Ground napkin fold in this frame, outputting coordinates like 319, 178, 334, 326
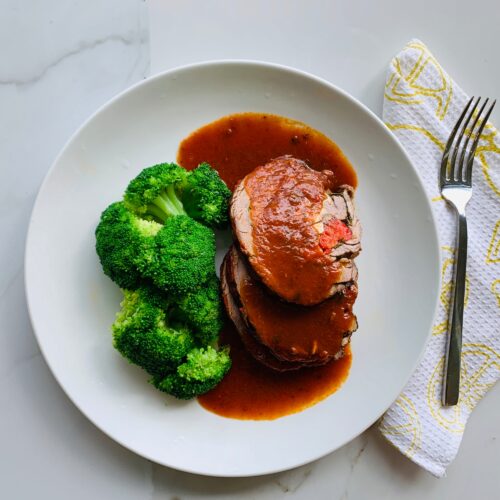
379, 39, 500, 477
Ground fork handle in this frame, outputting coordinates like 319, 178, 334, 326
443, 212, 467, 406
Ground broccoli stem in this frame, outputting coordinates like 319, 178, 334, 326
166, 185, 186, 215
147, 203, 170, 222
149, 186, 187, 221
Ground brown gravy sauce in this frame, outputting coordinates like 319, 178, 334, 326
177, 112, 357, 190
240, 277, 357, 363
199, 326, 351, 420
244, 157, 345, 305
177, 112, 357, 420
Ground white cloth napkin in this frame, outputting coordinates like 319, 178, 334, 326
379, 39, 500, 477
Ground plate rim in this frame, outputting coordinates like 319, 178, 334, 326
24, 59, 441, 477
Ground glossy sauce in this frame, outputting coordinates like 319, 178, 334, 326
199, 326, 352, 420
240, 276, 357, 363
178, 113, 357, 420
244, 157, 348, 305
177, 113, 357, 190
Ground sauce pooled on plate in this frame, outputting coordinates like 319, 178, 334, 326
178, 112, 357, 420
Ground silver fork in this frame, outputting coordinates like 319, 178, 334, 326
440, 96, 496, 406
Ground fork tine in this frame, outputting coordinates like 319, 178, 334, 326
458, 98, 488, 182
465, 99, 496, 184
440, 96, 474, 183
450, 97, 480, 180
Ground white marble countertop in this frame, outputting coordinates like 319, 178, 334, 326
1, 1, 499, 498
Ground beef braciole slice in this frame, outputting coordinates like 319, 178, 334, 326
230, 156, 361, 305
226, 246, 357, 367
221, 253, 306, 372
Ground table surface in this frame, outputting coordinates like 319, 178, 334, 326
1, 1, 499, 498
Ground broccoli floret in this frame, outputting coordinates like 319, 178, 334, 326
124, 162, 230, 228
99, 163, 230, 399
139, 215, 216, 294
96, 203, 216, 295
95, 202, 161, 290
154, 346, 231, 399
124, 163, 188, 221
170, 274, 224, 346
182, 163, 232, 228
112, 287, 195, 378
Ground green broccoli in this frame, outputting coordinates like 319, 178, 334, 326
154, 346, 232, 399
97, 162, 231, 400
138, 215, 216, 294
182, 163, 232, 228
95, 202, 161, 290
124, 162, 230, 228
112, 287, 195, 378
124, 163, 188, 221
170, 274, 224, 346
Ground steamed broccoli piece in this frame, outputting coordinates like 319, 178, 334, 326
182, 163, 232, 228
112, 287, 195, 378
95, 202, 161, 290
154, 346, 231, 399
124, 163, 188, 221
138, 215, 216, 294
124, 162, 230, 228
171, 274, 224, 346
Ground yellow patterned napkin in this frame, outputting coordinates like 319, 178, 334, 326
378, 39, 500, 477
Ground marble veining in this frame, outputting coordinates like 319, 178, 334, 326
0, 34, 146, 87
338, 434, 369, 500
271, 464, 314, 495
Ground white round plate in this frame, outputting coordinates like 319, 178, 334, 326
25, 61, 440, 477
